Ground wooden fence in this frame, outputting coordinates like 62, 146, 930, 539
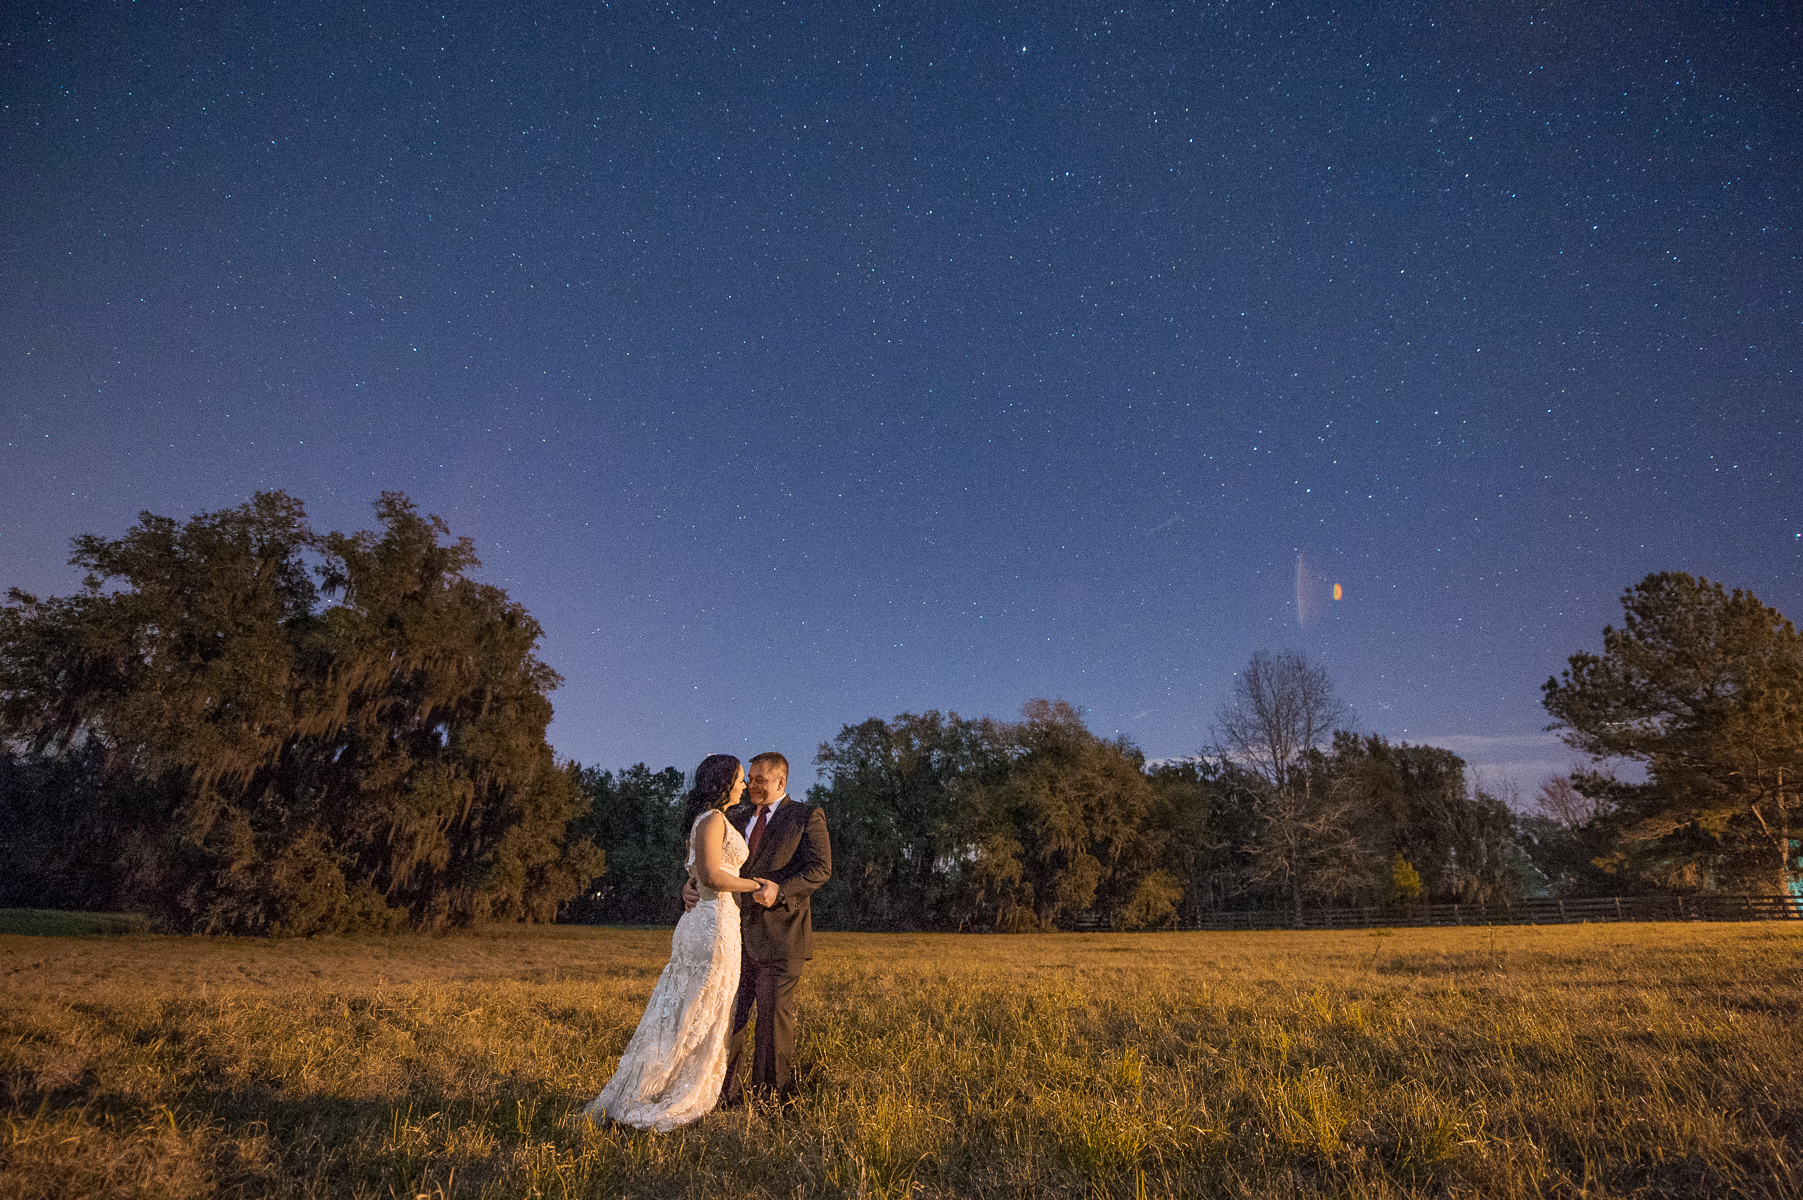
1073, 894, 1803, 932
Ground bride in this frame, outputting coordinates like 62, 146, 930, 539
580, 753, 769, 1131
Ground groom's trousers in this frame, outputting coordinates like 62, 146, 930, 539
722, 956, 802, 1103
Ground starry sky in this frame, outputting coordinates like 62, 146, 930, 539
4, 3, 1800, 794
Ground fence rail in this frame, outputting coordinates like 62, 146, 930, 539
1073, 894, 1803, 932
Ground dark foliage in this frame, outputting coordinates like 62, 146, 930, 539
0, 491, 601, 934
1543, 572, 1803, 894
809, 709, 1015, 932
806, 699, 1527, 932
1318, 734, 1530, 905
561, 763, 687, 924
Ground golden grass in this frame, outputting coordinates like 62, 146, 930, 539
3, 920, 1799, 1198
0, 910, 158, 938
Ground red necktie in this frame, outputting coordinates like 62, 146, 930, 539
747, 807, 769, 857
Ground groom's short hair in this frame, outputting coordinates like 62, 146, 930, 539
749, 751, 789, 782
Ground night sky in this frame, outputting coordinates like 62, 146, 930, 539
5, 4, 1799, 793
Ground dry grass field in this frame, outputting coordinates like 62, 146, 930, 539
3, 918, 1799, 1198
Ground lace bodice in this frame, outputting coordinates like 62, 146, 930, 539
685, 811, 750, 901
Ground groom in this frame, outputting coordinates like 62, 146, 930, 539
686, 750, 831, 1107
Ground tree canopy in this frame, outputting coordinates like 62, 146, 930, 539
35, 500, 1767, 933
786, 692, 1523, 932
561, 763, 687, 925
1542, 571, 1803, 894
0, 491, 601, 934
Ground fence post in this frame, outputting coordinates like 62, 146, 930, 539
1614, 896, 1623, 921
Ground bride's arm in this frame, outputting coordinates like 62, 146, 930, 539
694, 810, 760, 894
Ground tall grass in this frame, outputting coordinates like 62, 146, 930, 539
0, 909, 158, 938
3, 921, 1798, 1197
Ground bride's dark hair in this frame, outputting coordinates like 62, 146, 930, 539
680, 753, 743, 835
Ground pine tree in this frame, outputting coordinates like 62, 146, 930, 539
1543, 572, 1803, 894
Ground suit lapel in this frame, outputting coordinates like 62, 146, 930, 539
750, 800, 800, 869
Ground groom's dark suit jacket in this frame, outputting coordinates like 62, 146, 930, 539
730, 797, 831, 961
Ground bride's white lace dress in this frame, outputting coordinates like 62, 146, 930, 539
582, 813, 747, 1131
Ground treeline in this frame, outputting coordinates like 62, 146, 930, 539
576, 571, 1803, 930
5, 489, 1794, 936
0, 492, 600, 935
573, 697, 1529, 932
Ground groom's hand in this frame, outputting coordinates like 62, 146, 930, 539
752, 879, 779, 908
681, 878, 699, 912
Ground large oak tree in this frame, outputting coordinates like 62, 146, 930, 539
0, 491, 601, 933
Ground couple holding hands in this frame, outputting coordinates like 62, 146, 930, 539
581, 752, 832, 1131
